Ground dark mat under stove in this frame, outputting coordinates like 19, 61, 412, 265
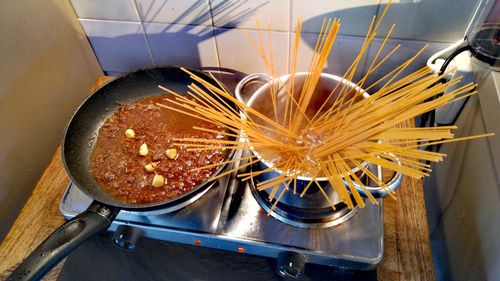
57, 232, 377, 281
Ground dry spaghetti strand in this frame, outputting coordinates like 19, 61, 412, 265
156, 3, 493, 211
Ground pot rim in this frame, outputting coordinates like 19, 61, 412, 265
244, 72, 369, 181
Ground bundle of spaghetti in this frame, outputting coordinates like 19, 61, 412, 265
157, 1, 493, 211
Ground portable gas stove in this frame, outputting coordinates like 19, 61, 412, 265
60, 150, 384, 277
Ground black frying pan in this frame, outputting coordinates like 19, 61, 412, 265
8, 67, 235, 281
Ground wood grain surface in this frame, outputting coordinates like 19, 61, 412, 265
0, 76, 435, 281
0, 77, 113, 281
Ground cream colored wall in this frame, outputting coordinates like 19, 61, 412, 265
425, 72, 500, 281
0, 1, 102, 241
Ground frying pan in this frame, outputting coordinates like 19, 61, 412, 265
8, 67, 236, 281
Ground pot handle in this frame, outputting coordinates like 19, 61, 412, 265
351, 155, 404, 198
7, 201, 119, 281
234, 73, 272, 104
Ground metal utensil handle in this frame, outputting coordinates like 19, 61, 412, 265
7, 201, 119, 281
360, 169, 404, 198
234, 73, 272, 104
351, 154, 404, 198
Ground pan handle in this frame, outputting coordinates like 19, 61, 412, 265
7, 201, 119, 281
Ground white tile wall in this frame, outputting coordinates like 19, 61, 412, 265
361, 38, 450, 93
70, 0, 139, 21
293, 33, 368, 80
104, 71, 126, 77
79, 19, 154, 72
136, 0, 212, 26
71, 0, 481, 75
144, 23, 218, 68
214, 28, 289, 76
376, 0, 481, 43
291, 0, 380, 36
211, 0, 289, 31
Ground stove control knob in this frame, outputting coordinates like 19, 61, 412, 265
112, 225, 143, 251
276, 251, 306, 279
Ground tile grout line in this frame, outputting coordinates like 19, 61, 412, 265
132, 0, 156, 67
208, 0, 223, 79
287, 0, 291, 74
360, 2, 384, 78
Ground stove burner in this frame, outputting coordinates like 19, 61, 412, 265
249, 175, 360, 228
60, 150, 384, 271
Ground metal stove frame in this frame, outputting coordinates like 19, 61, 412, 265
60, 152, 384, 271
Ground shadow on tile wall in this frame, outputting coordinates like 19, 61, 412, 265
77, 0, 478, 88
138, 0, 211, 25
299, 2, 459, 92
81, 1, 268, 75
299, 1, 478, 42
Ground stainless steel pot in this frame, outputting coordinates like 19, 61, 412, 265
235, 72, 403, 211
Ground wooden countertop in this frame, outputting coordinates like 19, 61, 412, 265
0, 76, 435, 281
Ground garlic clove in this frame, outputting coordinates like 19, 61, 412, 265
152, 174, 165, 187
139, 143, 148, 156
125, 129, 135, 138
166, 148, 178, 160
144, 163, 155, 172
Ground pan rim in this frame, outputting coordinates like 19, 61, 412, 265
61, 66, 236, 210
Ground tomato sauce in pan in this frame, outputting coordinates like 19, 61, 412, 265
89, 95, 226, 204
